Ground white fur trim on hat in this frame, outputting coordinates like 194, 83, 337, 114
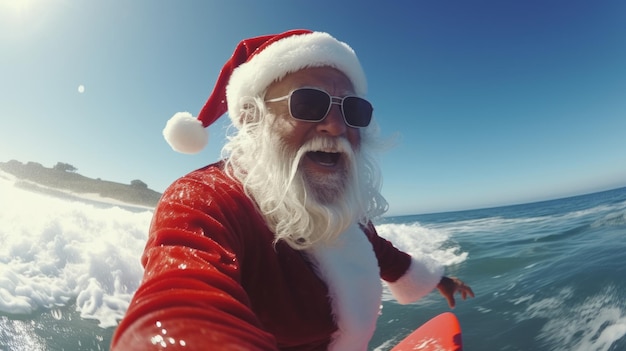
226, 31, 367, 128
163, 112, 208, 154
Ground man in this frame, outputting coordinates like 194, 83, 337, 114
112, 29, 473, 351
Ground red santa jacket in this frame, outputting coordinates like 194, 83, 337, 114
111, 162, 443, 351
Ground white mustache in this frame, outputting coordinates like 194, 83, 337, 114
280, 137, 355, 200
299, 136, 353, 154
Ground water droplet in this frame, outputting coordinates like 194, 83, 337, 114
151, 335, 164, 345
51, 308, 62, 320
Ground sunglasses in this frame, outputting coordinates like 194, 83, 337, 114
265, 87, 373, 128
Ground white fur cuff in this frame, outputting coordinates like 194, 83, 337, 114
386, 257, 444, 304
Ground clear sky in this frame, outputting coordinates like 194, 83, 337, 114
1, 0, 625, 215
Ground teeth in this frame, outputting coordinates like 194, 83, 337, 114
307, 151, 340, 166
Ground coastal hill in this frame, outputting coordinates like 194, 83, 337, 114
0, 160, 162, 208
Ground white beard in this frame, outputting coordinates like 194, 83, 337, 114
223, 108, 387, 249
294, 136, 355, 204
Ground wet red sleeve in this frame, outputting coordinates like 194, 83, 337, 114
362, 222, 412, 282
111, 167, 278, 351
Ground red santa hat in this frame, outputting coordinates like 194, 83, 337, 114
163, 29, 368, 154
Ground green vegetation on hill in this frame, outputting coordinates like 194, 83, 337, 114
0, 160, 162, 207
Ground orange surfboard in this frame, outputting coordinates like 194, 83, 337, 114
391, 312, 463, 351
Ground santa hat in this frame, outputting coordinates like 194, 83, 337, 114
163, 29, 368, 154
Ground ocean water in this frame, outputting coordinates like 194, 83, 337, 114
371, 186, 626, 351
1, 170, 625, 350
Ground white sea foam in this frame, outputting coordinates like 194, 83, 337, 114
0, 176, 150, 328
376, 222, 468, 267
519, 286, 626, 351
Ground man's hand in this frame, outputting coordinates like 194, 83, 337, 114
437, 276, 475, 308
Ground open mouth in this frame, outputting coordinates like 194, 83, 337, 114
307, 151, 341, 167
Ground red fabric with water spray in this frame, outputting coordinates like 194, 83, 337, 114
111, 162, 411, 350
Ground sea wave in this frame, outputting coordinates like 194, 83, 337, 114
591, 209, 626, 229
518, 285, 626, 351
376, 222, 468, 267
0, 178, 150, 328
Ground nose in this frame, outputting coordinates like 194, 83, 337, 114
316, 103, 347, 136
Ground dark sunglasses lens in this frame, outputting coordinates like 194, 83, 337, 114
290, 89, 330, 121
343, 97, 373, 127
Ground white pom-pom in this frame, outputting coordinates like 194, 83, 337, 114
163, 112, 209, 154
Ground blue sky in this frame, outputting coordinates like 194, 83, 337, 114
1, 0, 625, 215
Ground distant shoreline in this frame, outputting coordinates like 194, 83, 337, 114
0, 160, 162, 208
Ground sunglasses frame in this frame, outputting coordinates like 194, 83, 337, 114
265, 87, 372, 128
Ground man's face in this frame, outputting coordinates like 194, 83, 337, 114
264, 67, 361, 203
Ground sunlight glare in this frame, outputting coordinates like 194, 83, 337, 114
0, 0, 58, 40
0, 0, 37, 16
